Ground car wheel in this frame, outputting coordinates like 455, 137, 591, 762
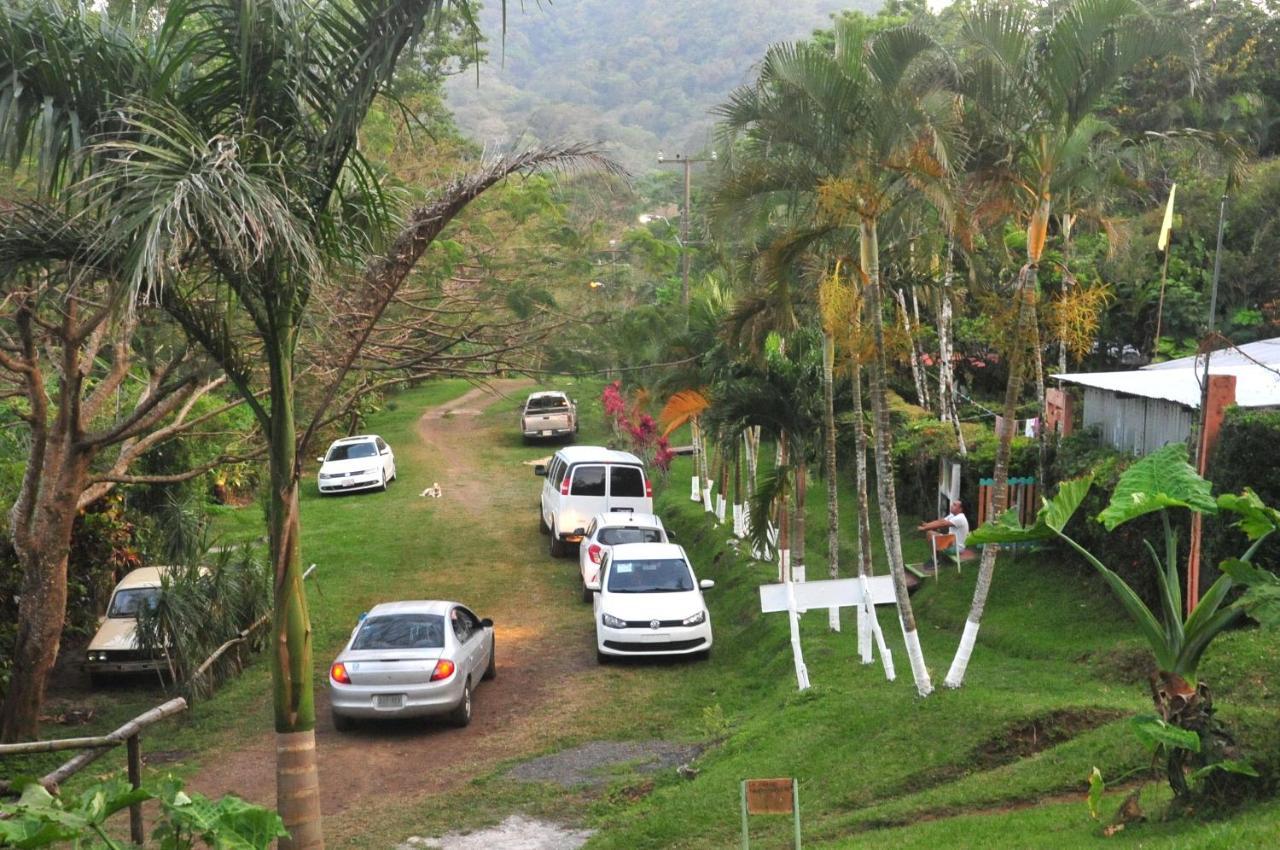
449, 678, 473, 727
483, 639, 497, 681
549, 534, 567, 558
88, 671, 107, 688
390, 463, 397, 482
596, 649, 610, 665
695, 647, 712, 662
332, 710, 355, 732
539, 510, 550, 535
377, 472, 388, 492
581, 583, 593, 604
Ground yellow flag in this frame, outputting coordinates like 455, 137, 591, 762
1157, 183, 1177, 251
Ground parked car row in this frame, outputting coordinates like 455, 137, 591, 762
535, 442, 715, 663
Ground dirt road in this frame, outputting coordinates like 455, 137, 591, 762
189, 380, 604, 833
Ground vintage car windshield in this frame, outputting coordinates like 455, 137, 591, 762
108, 588, 160, 618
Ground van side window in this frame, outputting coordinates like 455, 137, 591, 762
550, 459, 566, 488
609, 465, 645, 498
571, 465, 607, 496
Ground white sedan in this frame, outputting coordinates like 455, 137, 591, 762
316, 434, 396, 494
593, 542, 713, 662
578, 512, 668, 602
328, 600, 496, 730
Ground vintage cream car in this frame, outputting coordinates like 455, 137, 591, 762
84, 566, 172, 683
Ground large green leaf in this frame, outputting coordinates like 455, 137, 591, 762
966, 506, 1048, 545
1220, 558, 1280, 629
1043, 474, 1094, 532
1098, 443, 1216, 530
967, 474, 1092, 545
1131, 714, 1200, 753
1217, 489, 1280, 541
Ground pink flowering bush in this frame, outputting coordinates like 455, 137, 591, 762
600, 381, 674, 473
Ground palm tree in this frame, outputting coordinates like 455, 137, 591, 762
943, 0, 1187, 688
718, 16, 961, 695
4, 3, 615, 845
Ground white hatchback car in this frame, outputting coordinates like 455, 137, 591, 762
593, 542, 713, 662
578, 512, 668, 602
317, 434, 396, 494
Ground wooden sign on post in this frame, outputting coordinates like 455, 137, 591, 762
740, 778, 801, 849
758, 575, 897, 689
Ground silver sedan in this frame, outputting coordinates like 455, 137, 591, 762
328, 600, 495, 731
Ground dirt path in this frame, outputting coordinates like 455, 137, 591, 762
188, 380, 602, 828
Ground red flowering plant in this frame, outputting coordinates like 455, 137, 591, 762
599, 382, 674, 473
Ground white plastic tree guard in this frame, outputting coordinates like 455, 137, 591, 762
759, 575, 897, 690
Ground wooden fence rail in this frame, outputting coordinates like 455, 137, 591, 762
0, 697, 188, 843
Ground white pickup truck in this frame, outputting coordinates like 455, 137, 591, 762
521, 391, 578, 442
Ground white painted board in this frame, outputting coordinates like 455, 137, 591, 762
758, 575, 895, 613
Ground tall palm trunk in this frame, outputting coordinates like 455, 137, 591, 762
851, 361, 876, 662
861, 218, 932, 696
822, 332, 841, 629
777, 437, 790, 580
265, 337, 323, 850
945, 195, 1047, 689
793, 455, 808, 583
937, 237, 966, 456
896, 288, 931, 411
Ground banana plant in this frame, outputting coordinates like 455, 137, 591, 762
968, 443, 1277, 795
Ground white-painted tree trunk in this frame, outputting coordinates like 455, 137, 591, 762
856, 604, 872, 664
944, 619, 981, 688
896, 287, 932, 412
690, 475, 701, 502
786, 576, 810, 691
715, 494, 726, 525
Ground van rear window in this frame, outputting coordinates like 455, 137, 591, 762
571, 465, 607, 496
610, 466, 645, 498
599, 527, 663, 545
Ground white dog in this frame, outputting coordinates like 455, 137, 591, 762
420, 482, 442, 498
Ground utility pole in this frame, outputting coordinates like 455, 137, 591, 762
657, 150, 715, 306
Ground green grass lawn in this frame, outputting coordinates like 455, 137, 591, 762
571, 451, 1280, 849
11, 381, 1279, 850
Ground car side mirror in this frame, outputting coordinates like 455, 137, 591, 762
699, 579, 715, 590
315, 457, 324, 463
574, 527, 586, 536
357, 611, 368, 621
665, 530, 677, 542
480, 617, 494, 628
380, 448, 390, 455
534, 464, 547, 476
592, 587, 601, 594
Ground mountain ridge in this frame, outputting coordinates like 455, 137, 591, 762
445, 0, 879, 172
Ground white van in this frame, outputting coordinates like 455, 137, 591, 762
535, 446, 653, 558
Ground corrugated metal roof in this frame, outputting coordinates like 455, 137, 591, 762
1055, 361, 1280, 409
1143, 337, 1280, 370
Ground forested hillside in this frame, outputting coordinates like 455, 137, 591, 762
445, 0, 877, 170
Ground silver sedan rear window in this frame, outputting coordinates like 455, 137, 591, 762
352, 614, 445, 649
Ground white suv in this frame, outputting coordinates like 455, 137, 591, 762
535, 446, 652, 558
317, 434, 396, 494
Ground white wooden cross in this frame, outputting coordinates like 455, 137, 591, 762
758, 575, 897, 690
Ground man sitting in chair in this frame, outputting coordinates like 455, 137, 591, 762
917, 499, 969, 572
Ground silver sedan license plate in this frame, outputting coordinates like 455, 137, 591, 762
375, 694, 405, 709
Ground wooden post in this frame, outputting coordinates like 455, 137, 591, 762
127, 734, 144, 844
1187, 374, 1237, 613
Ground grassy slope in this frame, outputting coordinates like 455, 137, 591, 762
3, 380, 475, 785
578, 451, 1280, 849
14, 381, 1278, 849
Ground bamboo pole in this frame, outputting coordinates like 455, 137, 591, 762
39, 698, 188, 789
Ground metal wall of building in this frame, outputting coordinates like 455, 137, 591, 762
1082, 387, 1195, 455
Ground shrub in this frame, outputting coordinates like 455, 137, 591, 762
890, 415, 1038, 520
1208, 406, 1280, 574
137, 548, 272, 699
